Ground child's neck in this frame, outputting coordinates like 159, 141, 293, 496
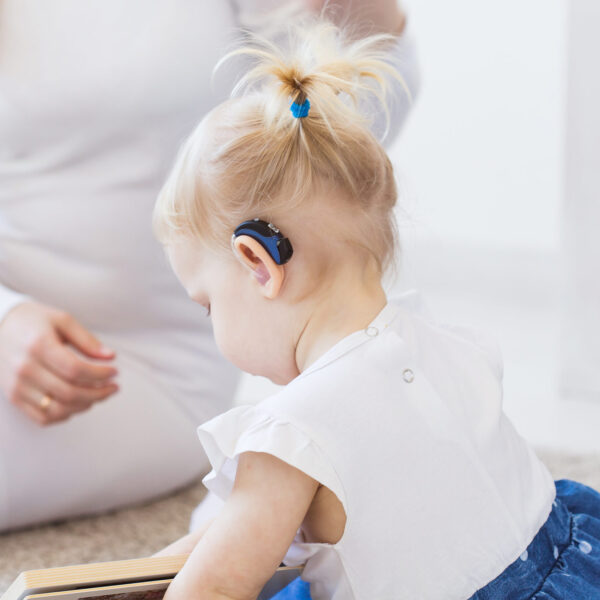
294, 261, 387, 373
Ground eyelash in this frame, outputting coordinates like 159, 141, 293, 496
205, 304, 211, 317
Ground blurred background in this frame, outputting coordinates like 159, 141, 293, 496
237, 0, 600, 454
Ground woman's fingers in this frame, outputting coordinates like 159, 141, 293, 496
25, 359, 118, 407
13, 381, 84, 426
53, 311, 116, 360
18, 397, 58, 427
0, 301, 120, 426
36, 333, 118, 386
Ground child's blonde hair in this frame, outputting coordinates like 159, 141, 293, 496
154, 18, 407, 274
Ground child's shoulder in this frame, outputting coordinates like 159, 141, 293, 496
280, 289, 501, 389
257, 290, 504, 425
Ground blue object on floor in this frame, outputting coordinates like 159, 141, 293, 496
269, 576, 312, 599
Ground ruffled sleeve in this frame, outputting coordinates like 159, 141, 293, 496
197, 405, 347, 510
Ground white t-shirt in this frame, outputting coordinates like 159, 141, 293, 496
197, 290, 556, 600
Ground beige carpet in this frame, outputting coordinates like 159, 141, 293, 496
1, 448, 599, 595
0, 478, 207, 594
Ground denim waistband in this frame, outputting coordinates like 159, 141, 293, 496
470, 495, 572, 599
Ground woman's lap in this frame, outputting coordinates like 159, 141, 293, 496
0, 353, 214, 531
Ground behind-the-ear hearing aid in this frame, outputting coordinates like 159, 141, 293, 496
232, 219, 293, 265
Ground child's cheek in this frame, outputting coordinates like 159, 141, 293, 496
211, 316, 247, 371
210, 318, 230, 359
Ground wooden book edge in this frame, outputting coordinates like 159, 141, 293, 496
1, 555, 303, 600
1, 555, 188, 600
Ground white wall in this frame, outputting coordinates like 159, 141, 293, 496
382, 0, 600, 451
389, 0, 566, 253
560, 0, 600, 401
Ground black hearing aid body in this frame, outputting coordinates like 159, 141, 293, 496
232, 219, 293, 265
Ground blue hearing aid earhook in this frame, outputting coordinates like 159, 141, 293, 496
232, 219, 293, 265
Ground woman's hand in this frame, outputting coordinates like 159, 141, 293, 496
0, 301, 119, 426
306, 0, 406, 35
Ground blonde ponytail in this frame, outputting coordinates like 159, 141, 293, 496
154, 17, 407, 272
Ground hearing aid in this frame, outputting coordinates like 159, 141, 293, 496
232, 219, 293, 265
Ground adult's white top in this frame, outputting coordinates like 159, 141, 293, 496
198, 290, 556, 599
0, 1, 418, 530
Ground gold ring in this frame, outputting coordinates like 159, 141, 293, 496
39, 394, 52, 411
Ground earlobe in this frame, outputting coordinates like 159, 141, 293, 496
233, 236, 285, 299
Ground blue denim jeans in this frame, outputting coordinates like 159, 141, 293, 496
470, 479, 600, 599
272, 479, 600, 599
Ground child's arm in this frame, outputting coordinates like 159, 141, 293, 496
163, 451, 319, 600
151, 518, 215, 557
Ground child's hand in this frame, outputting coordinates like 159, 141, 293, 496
162, 452, 319, 600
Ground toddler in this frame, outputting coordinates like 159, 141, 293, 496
152, 19, 600, 600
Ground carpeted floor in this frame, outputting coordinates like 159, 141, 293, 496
1, 447, 599, 595
0, 477, 207, 594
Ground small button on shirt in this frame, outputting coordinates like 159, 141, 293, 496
198, 290, 556, 600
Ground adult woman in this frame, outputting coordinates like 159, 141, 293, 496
0, 0, 417, 531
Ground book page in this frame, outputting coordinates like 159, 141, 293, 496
24, 580, 170, 600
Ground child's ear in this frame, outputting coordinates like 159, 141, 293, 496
233, 236, 285, 299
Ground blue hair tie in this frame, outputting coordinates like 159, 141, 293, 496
290, 98, 310, 119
